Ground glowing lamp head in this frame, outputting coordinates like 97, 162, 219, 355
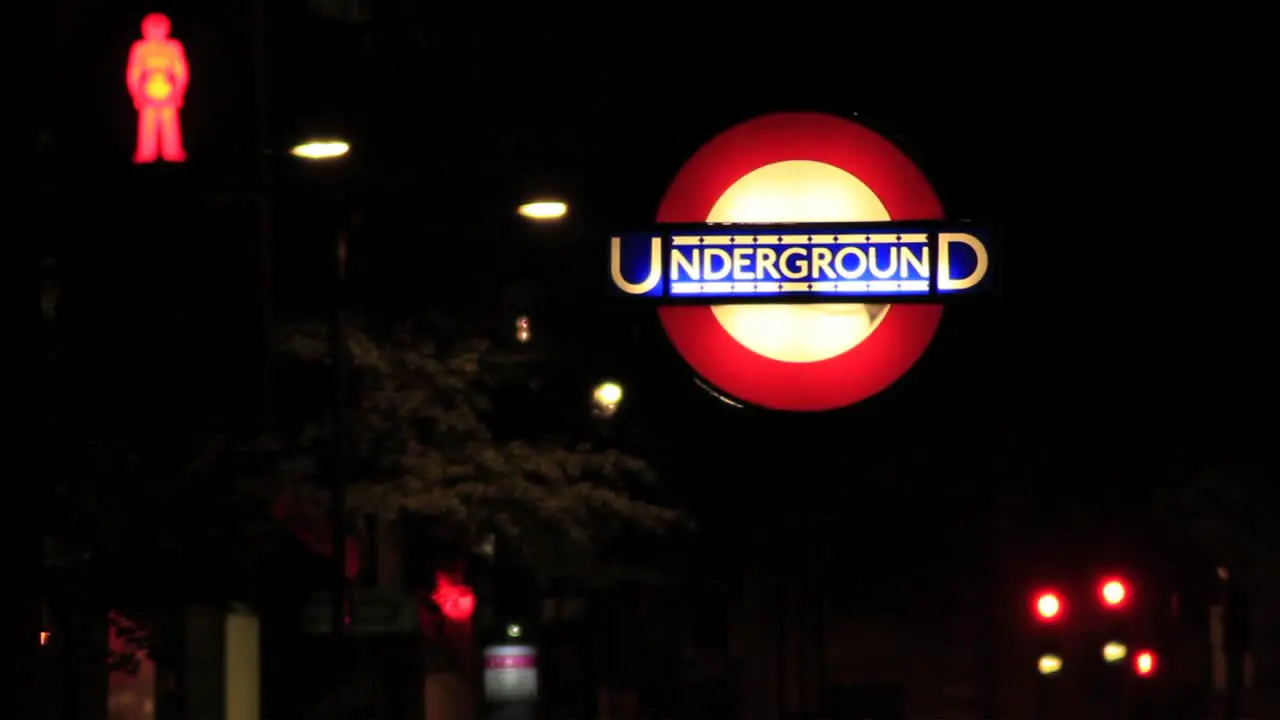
1034, 591, 1063, 621
506, 623, 523, 638
1100, 579, 1128, 608
431, 572, 476, 622
517, 201, 568, 221
1037, 654, 1063, 676
592, 381, 623, 417
1102, 641, 1128, 664
1134, 650, 1157, 677
291, 140, 350, 160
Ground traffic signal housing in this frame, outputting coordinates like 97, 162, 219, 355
1030, 589, 1066, 683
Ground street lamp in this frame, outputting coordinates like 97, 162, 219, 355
517, 200, 568, 221
592, 381, 623, 418
291, 135, 352, 645
291, 139, 350, 160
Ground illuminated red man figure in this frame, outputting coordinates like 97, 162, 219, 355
127, 13, 189, 164
431, 571, 476, 623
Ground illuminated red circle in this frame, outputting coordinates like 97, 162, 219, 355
1134, 650, 1157, 676
656, 112, 944, 411
1100, 579, 1128, 607
1035, 592, 1063, 621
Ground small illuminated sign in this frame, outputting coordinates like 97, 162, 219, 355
127, 13, 189, 164
606, 112, 998, 412
610, 223, 989, 301
483, 645, 538, 703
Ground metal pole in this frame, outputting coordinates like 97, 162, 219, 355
776, 517, 787, 719
249, 0, 273, 426
1033, 674, 1046, 720
329, 230, 349, 716
1224, 577, 1244, 720
981, 482, 1000, 720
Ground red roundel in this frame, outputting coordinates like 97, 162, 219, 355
656, 112, 944, 411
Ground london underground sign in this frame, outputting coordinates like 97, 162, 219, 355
610, 112, 994, 412
611, 225, 988, 300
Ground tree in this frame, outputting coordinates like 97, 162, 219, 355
254, 315, 687, 583
1155, 462, 1277, 718
42, 259, 296, 671
1156, 464, 1278, 596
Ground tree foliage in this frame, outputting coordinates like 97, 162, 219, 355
43, 261, 261, 669
256, 316, 686, 581
1156, 464, 1278, 595
42, 240, 683, 666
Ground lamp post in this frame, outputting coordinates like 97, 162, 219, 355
292, 139, 351, 648
512, 197, 568, 331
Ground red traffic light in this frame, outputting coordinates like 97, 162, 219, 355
1133, 650, 1157, 677
1099, 578, 1129, 608
1034, 591, 1063, 621
431, 571, 476, 622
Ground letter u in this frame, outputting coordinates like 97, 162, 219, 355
610, 236, 662, 295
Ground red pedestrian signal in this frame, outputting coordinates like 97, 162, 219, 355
1134, 650, 1157, 677
431, 571, 476, 622
1034, 591, 1063, 621
1099, 578, 1128, 608
127, 13, 189, 164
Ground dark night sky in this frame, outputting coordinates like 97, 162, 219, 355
45, 2, 1274, 580
338, 6, 1273, 467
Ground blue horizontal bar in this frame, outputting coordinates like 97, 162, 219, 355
608, 222, 991, 301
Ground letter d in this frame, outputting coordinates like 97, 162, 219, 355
610, 236, 662, 295
938, 232, 989, 292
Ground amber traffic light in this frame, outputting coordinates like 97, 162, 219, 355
1037, 653, 1063, 676
1102, 641, 1128, 664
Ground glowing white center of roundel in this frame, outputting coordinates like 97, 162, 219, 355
706, 160, 892, 364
